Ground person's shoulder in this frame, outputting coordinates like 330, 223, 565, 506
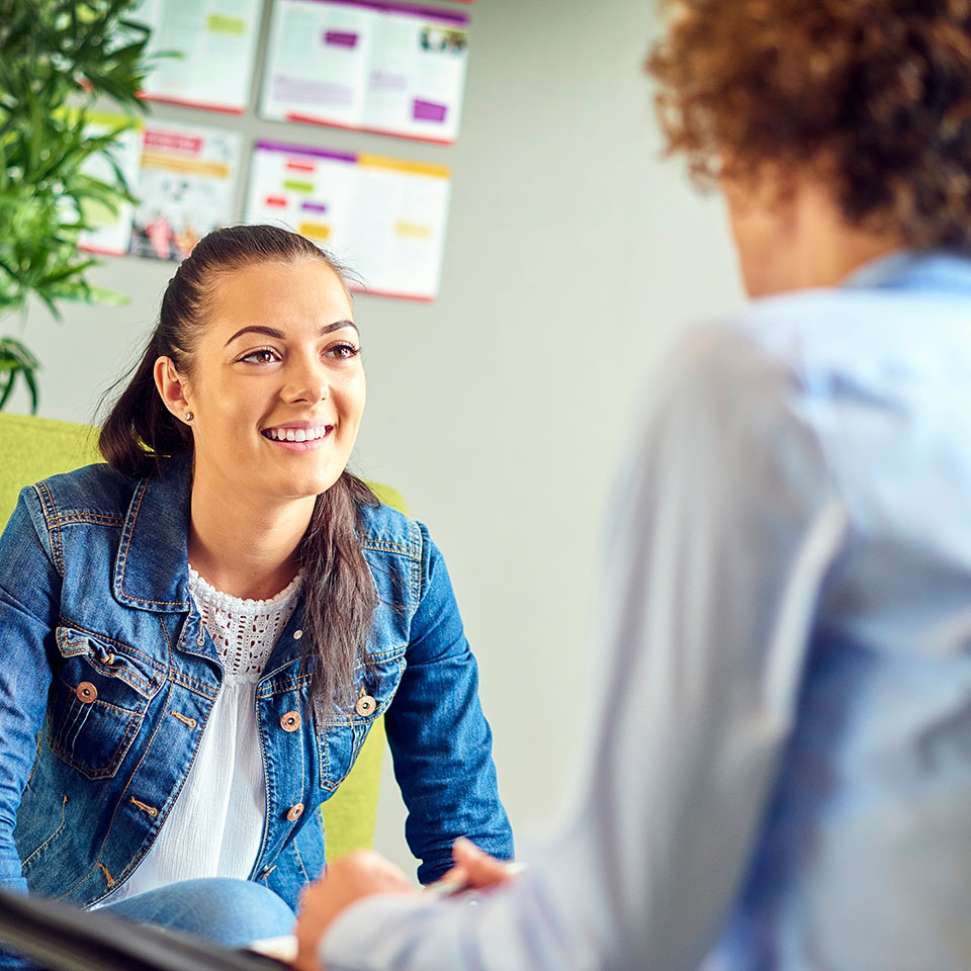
358, 500, 424, 561
632, 299, 841, 481
646, 315, 793, 425
652, 287, 869, 414
33, 462, 136, 522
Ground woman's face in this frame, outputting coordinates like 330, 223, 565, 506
169, 258, 365, 503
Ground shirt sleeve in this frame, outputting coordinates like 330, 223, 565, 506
384, 523, 514, 884
0, 489, 61, 968
321, 327, 849, 971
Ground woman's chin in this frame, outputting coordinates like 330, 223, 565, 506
267, 468, 345, 501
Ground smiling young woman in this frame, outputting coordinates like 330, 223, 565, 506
0, 225, 513, 966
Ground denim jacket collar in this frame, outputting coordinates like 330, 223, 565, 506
111, 457, 309, 676
113, 457, 193, 614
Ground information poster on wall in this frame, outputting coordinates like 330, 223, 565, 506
261, 0, 469, 143
130, 123, 242, 262
246, 140, 451, 300
78, 113, 143, 257
136, 0, 263, 113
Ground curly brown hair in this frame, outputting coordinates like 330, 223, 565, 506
646, 0, 971, 251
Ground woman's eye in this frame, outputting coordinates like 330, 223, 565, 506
327, 342, 361, 361
239, 347, 281, 365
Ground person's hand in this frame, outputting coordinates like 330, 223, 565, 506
435, 837, 522, 893
293, 850, 416, 971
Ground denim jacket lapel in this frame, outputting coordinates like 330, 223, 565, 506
112, 457, 192, 614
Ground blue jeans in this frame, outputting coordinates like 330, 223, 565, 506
99, 877, 296, 947
0, 878, 295, 969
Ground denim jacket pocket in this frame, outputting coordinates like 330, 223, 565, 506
316, 650, 404, 792
49, 627, 165, 780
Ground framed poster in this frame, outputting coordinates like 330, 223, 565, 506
246, 139, 451, 300
262, 0, 469, 143
130, 123, 242, 262
77, 113, 143, 257
136, 0, 263, 113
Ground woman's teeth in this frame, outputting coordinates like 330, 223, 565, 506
264, 426, 328, 442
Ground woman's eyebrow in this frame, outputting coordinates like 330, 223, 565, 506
224, 320, 358, 346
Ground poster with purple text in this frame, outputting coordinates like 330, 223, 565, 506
261, 0, 469, 143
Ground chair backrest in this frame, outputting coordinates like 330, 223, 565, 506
0, 411, 398, 861
0, 413, 102, 528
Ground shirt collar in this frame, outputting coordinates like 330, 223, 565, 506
842, 248, 971, 295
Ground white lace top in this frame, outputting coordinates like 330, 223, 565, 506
99, 566, 303, 905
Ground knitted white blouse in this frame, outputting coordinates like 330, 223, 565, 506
98, 566, 303, 905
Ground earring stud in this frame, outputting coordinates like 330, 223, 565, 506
184, 411, 194, 423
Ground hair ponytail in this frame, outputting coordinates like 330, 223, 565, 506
98, 334, 192, 477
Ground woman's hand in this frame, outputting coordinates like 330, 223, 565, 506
293, 850, 416, 971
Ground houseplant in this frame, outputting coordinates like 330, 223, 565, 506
0, 0, 154, 411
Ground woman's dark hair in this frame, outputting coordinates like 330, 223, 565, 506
646, 0, 971, 252
99, 225, 378, 715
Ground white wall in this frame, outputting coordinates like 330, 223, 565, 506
6, 0, 744, 872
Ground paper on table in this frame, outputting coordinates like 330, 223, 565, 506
247, 934, 298, 962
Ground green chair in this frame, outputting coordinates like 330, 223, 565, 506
0, 411, 397, 861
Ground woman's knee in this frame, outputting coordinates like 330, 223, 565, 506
196, 878, 295, 943
103, 877, 295, 947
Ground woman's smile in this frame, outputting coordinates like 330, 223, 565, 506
261, 422, 335, 450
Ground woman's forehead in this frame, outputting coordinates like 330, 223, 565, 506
205, 259, 353, 333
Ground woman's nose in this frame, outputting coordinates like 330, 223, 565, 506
282, 360, 329, 403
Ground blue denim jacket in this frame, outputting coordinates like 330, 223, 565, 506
0, 458, 512, 920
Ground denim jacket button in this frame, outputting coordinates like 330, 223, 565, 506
286, 803, 304, 822
355, 694, 377, 717
280, 711, 301, 732
293, 629, 303, 640
76, 682, 97, 704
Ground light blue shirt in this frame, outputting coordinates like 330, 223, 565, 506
323, 251, 971, 971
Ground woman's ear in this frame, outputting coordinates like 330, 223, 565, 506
153, 356, 192, 421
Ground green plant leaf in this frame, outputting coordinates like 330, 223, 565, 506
0, 335, 39, 413
0, 0, 152, 412
21, 358, 38, 413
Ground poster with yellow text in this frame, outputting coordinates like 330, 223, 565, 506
246, 139, 451, 300
136, 0, 263, 113
130, 123, 241, 262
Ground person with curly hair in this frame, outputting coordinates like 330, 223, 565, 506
3, 1, 967, 968
287, 2, 971, 968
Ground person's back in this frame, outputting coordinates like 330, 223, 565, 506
290, 2, 971, 966
705, 253, 971, 969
